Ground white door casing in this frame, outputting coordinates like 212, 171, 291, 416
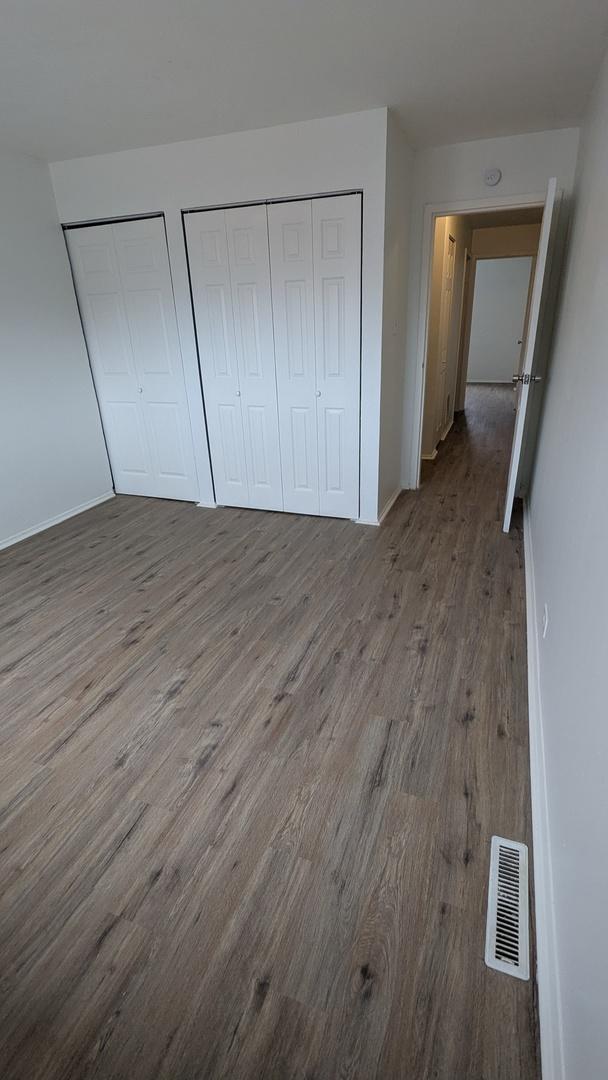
503, 178, 559, 532
67, 217, 198, 501
312, 194, 361, 519
267, 199, 319, 515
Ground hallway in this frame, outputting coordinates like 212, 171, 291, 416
0, 386, 537, 1079
421, 383, 518, 500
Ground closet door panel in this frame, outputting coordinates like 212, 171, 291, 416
218, 403, 248, 488
146, 402, 188, 481
312, 195, 361, 519
66, 224, 155, 496
185, 209, 248, 505
268, 200, 319, 515
112, 218, 198, 499
226, 205, 283, 511
104, 402, 150, 477
243, 404, 274, 490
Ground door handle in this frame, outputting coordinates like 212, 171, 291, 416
513, 373, 542, 385
235, 390, 241, 397
315, 390, 321, 397
137, 386, 143, 394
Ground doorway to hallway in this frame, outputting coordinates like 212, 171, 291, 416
415, 181, 560, 531
421, 206, 542, 463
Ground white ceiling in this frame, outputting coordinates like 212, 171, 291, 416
3, 0, 607, 162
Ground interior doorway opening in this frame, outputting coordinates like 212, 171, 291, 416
414, 183, 561, 532
420, 205, 543, 468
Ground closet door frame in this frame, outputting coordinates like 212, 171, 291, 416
183, 190, 362, 519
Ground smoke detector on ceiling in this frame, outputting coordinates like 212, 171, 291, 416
484, 167, 502, 187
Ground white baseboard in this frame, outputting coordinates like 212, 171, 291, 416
421, 448, 438, 461
523, 501, 565, 1080
0, 491, 115, 552
196, 501, 217, 509
357, 486, 402, 528
378, 487, 402, 524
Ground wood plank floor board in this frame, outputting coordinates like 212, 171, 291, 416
0, 387, 539, 1078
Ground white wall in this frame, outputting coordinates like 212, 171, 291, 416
50, 109, 390, 523
0, 149, 112, 550
377, 111, 413, 517
527, 50, 608, 1080
402, 126, 580, 486
467, 256, 532, 382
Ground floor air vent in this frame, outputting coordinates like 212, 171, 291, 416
484, 836, 529, 981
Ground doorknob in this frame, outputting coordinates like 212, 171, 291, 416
137, 386, 143, 394
315, 390, 321, 397
236, 389, 241, 397
517, 339, 523, 345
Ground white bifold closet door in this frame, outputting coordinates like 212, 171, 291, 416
269, 194, 361, 518
185, 204, 283, 511
66, 217, 198, 501
314, 194, 361, 518
187, 193, 361, 518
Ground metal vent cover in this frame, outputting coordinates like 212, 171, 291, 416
485, 836, 529, 981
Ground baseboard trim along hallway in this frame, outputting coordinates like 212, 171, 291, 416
523, 501, 565, 1080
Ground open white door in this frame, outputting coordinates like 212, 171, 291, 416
502, 178, 559, 532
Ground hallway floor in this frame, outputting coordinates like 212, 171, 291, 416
0, 385, 538, 1079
